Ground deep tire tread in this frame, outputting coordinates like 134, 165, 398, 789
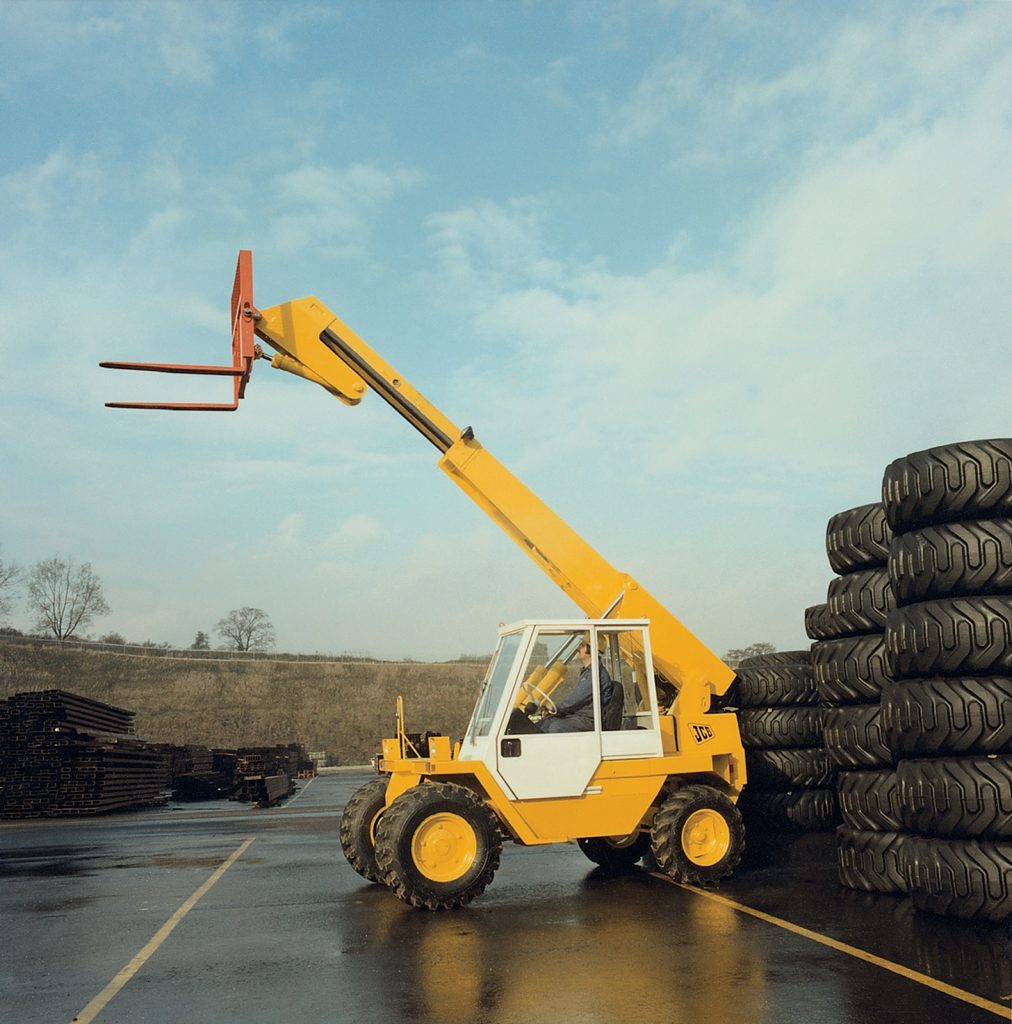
823, 705, 894, 768
339, 777, 389, 883
837, 827, 908, 894
890, 519, 1012, 605
826, 569, 896, 636
738, 788, 839, 832
838, 769, 904, 832
734, 664, 819, 707
811, 635, 893, 705
902, 835, 1012, 923
882, 439, 1012, 532
374, 781, 502, 910
805, 603, 838, 641
826, 503, 893, 574
650, 785, 745, 886
898, 756, 1012, 839
744, 748, 836, 790
738, 706, 826, 749
881, 677, 1012, 756
739, 650, 812, 668
886, 596, 1012, 678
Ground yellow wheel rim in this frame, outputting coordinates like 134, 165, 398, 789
411, 812, 478, 883
681, 808, 731, 867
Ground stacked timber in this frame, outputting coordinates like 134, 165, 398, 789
230, 744, 313, 807
149, 743, 235, 801
0, 690, 169, 817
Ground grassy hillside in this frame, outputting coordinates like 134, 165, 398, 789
0, 641, 486, 764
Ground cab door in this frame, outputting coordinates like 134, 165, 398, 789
494, 628, 603, 800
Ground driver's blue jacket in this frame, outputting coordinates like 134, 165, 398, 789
541, 660, 613, 733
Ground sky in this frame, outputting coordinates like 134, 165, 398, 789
1, 0, 1010, 661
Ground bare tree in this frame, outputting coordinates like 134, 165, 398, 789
722, 641, 777, 668
26, 556, 110, 640
216, 607, 275, 652
0, 547, 20, 623
190, 630, 210, 650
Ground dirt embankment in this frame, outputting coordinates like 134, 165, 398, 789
0, 642, 485, 764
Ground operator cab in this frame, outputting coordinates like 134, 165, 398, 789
460, 620, 664, 800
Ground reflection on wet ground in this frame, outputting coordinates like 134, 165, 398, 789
1, 771, 1008, 1024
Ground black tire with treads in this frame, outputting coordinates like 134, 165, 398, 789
734, 664, 818, 707
650, 785, 745, 885
811, 635, 892, 704
745, 747, 836, 789
902, 835, 1012, 923
886, 596, 1012, 678
882, 439, 1012, 532
837, 827, 908, 894
823, 704, 893, 768
738, 788, 838, 832
826, 568, 895, 636
889, 518, 1012, 605
897, 756, 1012, 840
805, 603, 839, 641
738, 706, 826, 749
826, 503, 893, 574
739, 650, 811, 668
881, 677, 1012, 755
373, 782, 501, 910
339, 777, 390, 883
838, 770, 904, 832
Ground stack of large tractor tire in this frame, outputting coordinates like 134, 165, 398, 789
807, 503, 905, 894
881, 439, 1012, 924
734, 650, 838, 833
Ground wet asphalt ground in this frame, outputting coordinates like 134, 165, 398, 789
1, 770, 1009, 1024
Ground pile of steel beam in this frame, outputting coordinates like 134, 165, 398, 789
0, 690, 169, 818
148, 743, 235, 801
230, 745, 314, 807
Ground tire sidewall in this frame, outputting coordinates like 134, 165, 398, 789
384, 790, 499, 902
652, 786, 745, 885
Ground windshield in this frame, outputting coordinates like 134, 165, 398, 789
467, 633, 523, 739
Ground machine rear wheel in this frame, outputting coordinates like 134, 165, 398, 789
374, 782, 502, 910
339, 777, 389, 883
651, 785, 745, 886
578, 832, 651, 870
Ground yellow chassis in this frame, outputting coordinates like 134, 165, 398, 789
379, 713, 745, 847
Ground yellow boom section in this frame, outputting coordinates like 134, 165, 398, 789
254, 297, 734, 708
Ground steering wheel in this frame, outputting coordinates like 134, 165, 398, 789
525, 684, 557, 716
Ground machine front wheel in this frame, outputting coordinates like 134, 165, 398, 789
651, 785, 745, 886
374, 781, 502, 910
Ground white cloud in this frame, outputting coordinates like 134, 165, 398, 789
603, 3, 1012, 165
326, 514, 384, 549
425, 197, 566, 295
274, 513, 306, 549
271, 162, 420, 254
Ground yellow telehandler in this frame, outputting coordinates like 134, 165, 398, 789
103, 251, 747, 910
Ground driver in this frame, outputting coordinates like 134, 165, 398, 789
538, 640, 613, 733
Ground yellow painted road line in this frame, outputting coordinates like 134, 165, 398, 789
71, 837, 255, 1024
655, 875, 1009, 1020
281, 774, 317, 807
